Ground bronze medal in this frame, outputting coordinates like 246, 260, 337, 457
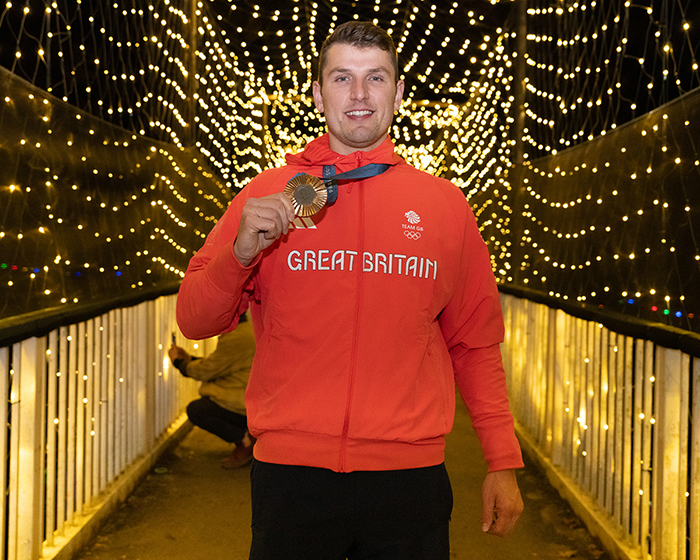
284, 174, 327, 217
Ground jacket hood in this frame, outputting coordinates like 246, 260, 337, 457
285, 133, 404, 168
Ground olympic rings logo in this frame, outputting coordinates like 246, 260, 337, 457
404, 230, 422, 240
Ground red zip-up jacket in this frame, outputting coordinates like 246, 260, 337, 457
177, 134, 523, 473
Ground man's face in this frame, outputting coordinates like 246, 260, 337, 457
313, 43, 404, 155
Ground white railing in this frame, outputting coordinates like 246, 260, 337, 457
4, 289, 698, 560
501, 293, 700, 560
0, 293, 208, 560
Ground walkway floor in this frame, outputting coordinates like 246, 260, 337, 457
74, 399, 611, 560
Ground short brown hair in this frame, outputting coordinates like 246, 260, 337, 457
317, 21, 399, 86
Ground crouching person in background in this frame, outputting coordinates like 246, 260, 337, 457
169, 312, 256, 469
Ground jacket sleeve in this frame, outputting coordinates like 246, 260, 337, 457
439, 196, 524, 472
176, 188, 259, 340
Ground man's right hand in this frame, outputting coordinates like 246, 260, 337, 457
168, 345, 189, 362
233, 193, 296, 267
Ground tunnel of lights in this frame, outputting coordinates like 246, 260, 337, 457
0, 0, 699, 333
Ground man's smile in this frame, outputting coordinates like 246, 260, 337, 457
345, 110, 374, 117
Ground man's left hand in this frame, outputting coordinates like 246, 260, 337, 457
481, 469, 523, 537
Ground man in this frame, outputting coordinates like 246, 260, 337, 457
177, 20, 523, 559
169, 312, 256, 469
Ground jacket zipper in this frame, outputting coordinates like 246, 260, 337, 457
339, 151, 364, 472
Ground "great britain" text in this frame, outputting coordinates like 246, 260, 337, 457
286, 250, 438, 279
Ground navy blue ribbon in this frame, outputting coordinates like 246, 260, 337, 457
322, 163, 390, 206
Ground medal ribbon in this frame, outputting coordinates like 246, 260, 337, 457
322, 163, 391, 206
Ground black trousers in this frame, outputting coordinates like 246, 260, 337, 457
186, 397, 248, 445
249, 460, 453, 560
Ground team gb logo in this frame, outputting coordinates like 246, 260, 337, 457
405, 211, 421, 224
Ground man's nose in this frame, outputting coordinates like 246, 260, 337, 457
350, 80, 369, 100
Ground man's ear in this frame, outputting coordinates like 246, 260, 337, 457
394, 79, 405, 112
312, 81, 325, 113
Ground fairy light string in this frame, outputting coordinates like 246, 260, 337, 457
503, 0, 700, 329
